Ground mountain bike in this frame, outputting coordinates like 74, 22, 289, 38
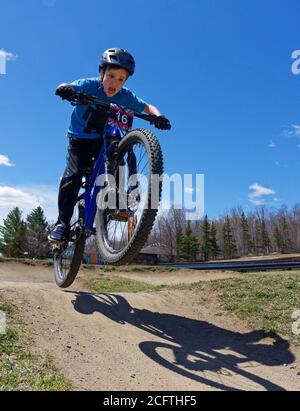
52, 91, 170, 288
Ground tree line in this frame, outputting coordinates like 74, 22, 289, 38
147, 204, 300, 262
1, 203, 300, 262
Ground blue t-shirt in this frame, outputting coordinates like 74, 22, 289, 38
67, 77, 147, 139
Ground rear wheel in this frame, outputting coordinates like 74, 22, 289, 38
95, 128, 163, 265
53, 200, 86, 288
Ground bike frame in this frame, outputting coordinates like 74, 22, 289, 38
79, 107, 124, 234
83, 142, 106, 232
67, 92, 170, 236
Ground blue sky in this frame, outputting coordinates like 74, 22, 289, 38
1, 0, 300, 223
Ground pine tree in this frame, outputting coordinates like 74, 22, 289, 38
26, 206, 50, 259
273, 226, 283, 252
0, 207, 26, 257
200, 215, 211, 261
278, 216, 293, 253
185, 221, 193, 237
255, 218, 271, 254
222, 216, 238, 259
179, 221, 199, 261
254, 219, 261, 253
261, 218, 271, 254
210, 222, 220, 259
240, 212, 253, 255
175, 225, 184, 260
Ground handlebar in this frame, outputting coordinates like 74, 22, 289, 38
64, 91, 171, 130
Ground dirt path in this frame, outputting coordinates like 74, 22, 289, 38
1, 261, 300, 391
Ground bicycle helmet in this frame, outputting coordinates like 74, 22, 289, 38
99, 48, 135, 76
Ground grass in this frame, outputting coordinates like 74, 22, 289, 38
90, 276, 168, 293
180, 270, 300, 345
0, 295, 72, 391
95, 264, 177, 273
89, 269, 300, 345
86, 264, 177, 293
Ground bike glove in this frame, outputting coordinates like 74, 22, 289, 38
151, 115, 172, 130
55, 83, 76, 100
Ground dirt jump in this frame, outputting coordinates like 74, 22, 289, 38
0, 259, 299, 391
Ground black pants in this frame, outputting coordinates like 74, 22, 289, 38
57, 137, 103, 227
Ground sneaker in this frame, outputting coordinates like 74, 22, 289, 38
48, 224, 68, 242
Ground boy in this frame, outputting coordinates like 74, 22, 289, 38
49, 48, 171, 242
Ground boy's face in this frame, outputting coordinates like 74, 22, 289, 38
102, 67, 128, 97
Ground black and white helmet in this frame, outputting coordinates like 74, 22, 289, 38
99, 48, 135, 76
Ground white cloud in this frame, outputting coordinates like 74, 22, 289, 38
0, 186, 40, 207
0, 185, 58, 225
0, 155, 14, 167
248, 183, 276, 206
283, 124, 300, 138
268, 140, 276, 148
0, 49, 18, 61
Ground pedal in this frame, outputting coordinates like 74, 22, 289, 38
49, 239, 64, 253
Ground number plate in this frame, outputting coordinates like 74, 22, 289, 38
108, 104, 134, 134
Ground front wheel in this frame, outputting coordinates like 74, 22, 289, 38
53, 200, 86, 288
95, 128, 163, 265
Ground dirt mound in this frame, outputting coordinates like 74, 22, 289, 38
0, 260, 299, 391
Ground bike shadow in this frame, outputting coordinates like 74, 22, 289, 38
68, 291, 295, 391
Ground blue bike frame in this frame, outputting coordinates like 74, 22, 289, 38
83, 143, 106, 231
82, 123, 121, 233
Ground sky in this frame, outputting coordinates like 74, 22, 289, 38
1, 0, 300, 224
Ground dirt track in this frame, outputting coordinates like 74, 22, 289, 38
1, 260, 300, 391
